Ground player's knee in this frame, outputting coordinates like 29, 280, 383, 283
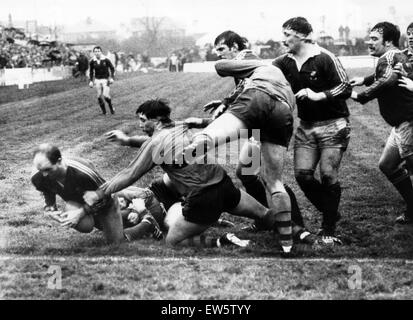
320, 172, 337, 186
295, 169, 314, 185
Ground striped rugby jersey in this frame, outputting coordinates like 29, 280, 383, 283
31, 157, 110, 214
96, 122, 227, 200
358, 49, 413, 126
273, 44, 351, 122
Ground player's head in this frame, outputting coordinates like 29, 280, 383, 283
367, 22, 400, 57
136, 99, 172, 132
214, 31, 247, 59
117, 196, 130, 210
407, 22, 413, 49
32, 143, 63, 179
93, 46, 103, 58
282, 17, 313, 53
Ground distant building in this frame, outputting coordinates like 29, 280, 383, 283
60, 17, 116, 43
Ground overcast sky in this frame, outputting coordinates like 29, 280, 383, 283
1, 0, 412, 40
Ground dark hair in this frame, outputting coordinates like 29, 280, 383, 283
135, 99, 171, 122
93, 46, 102, 52
214, 30, 247, 51
407, 22, 413, 31
33, 143, 62, 164
371, 22, 400, 47
282, 17, 313, 36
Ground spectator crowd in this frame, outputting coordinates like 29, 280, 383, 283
0, 25, 81, 69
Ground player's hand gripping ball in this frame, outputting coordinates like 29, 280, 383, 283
61, 201, 94, 233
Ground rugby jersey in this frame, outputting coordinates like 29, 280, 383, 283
215, 50, 296, 111
273, 45, 351, 121
89, 56, 115, 80
31, 157, 111, 214
95, 122, 227, 200
357, 49, 413, 126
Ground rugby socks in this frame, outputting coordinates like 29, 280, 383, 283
179, 234, 249, 248
285, 184, 305, 228
387, 168, 413, 218
320, 182, 342, 234
104, 97, 115, 114
179, 235, 221, 248
263, 192, 293, 252
98, 97, 106, 114
296, 170, 324, 213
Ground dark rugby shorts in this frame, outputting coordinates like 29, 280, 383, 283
182, 173, 241, 225
227, 88, 293, 147
149, 178, 182, 211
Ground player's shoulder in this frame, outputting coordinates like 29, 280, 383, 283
64, 157, 97, 176
317, 46, 340, 62
380, 49, 404, 63
272, 53, 289, 64
65, 158, 102, 181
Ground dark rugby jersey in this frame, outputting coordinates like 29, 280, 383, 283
31, 157, 110, 214
89, 57, 115, 80
273, 45, 351, 122
357, 49, 413, 126
96, 122, 226, 199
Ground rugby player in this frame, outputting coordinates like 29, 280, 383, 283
31, 143, 124, 244
350, 22, 413, 225
89, 46, 116, 115
273, 17, 352, 244
184, 116, 316, 244
396, 22, 413, 91
183, 30, 296, 253
83, 99, 287, 253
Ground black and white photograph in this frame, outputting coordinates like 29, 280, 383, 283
0, 0, 412, 302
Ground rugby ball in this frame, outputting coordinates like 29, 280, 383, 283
64, 201, 94, 233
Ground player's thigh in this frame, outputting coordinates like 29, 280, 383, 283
228, 189, 268, 220
164, 203, 210, 245
95, 82, 103, 96
237, 139, 261, 177
379, 135, 403, 173
319, 147, 345, 182
294, 147, 320, 173
102, 83, 111, 97
200, 112, 248, 146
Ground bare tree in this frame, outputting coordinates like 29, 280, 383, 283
137, 17, 165, 53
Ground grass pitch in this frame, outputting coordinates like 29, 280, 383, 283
0, 69, 412, 299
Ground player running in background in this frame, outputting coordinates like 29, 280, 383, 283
273, 17, 352, 244
89, 46, 116, 115
183, 31, 296, 254
350, 22, 413, 225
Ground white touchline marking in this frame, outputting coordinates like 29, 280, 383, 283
0, 255, 412, 264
